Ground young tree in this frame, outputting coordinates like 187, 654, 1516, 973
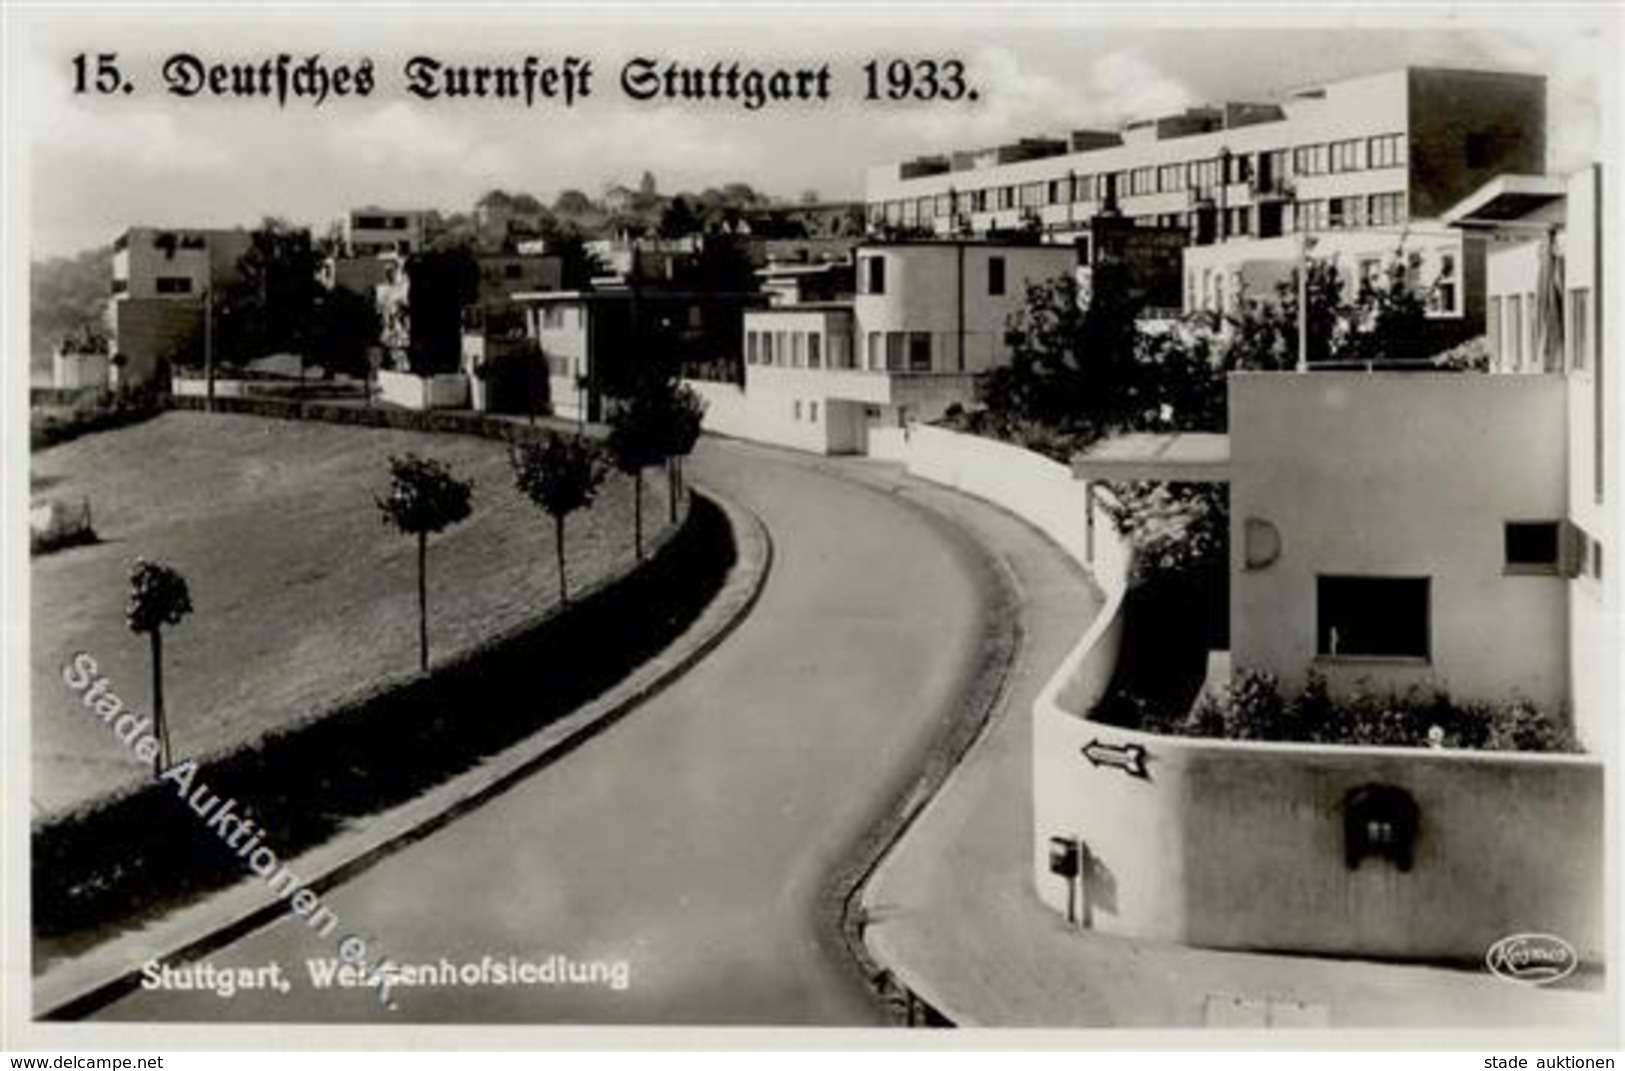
126, 558, 193, 776
657, 381, 706, 523
604, 387, 667, 561
510, 433, 606, 604
402, 247, 479, 374
310, 286, 382, 383
376, 455, 474, 671
214, 220, 323, 373
980, 270, 1142, 443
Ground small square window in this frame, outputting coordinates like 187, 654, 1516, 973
1505, 521, 1561, 574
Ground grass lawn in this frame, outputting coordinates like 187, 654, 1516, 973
31, 411, 674, 817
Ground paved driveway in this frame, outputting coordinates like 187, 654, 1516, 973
97, 439, 994, 1025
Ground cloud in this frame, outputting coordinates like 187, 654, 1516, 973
25, 52, 231, 173
878, 45, 1194, 148
327, 101, 521, 176
325, 99, 762, 197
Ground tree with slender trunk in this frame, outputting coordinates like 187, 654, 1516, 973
660, 381, 706, 523
125, 558, 193, 776
376, 454, 474, 672
510, 432, 605, 605
604, 390, 665, 562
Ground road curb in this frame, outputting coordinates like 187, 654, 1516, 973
35, 485, 773, 1021
805, 465, 1025, 1029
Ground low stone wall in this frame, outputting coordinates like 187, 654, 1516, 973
886, 423, 1604, 969
377, 370, 469, 410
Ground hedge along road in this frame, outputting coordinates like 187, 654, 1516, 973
95, 437, 998, 1025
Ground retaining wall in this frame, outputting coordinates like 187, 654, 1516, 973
885, 424, 1604, 967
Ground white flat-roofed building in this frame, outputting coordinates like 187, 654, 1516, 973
732, 239, 1079, 454
865, 68, 1545, 251
345, 208, 430, 256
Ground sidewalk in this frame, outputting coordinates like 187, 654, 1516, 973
851, 462, 1613, 1038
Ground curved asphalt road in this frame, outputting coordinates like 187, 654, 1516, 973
95, 438, 993, 1025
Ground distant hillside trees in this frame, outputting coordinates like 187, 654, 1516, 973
30, 246, 112, 371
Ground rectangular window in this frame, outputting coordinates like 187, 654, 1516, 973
1368, 192, 1405, 227
830, 333, 851, 370
1158, 164, 1185, 193
808, 332, 822, 369
762, 331, 774, 365
504, 263, 525, 279
1487, 296, 1502, 366
862, 256, 886, 295
908, 332, 932, 372
746, 331, 759, 365
1568, 287, 1591, 371
1316, 576, 1430, 660
1505, 522, 1562, 575
988, 256, 1006, 296
776, 331, 790, 367
1292, 144, 1328, 177
1508, 295, 1523, 370
867, 332, 883, 371
809, 401, 819, 423
156, 276, 193, 294
1527, 292, 1538, 368
1368, 134, 1405, 169
885, 332, 906, 372
793, 400, 802, 421
542, 305, 565, 329
1329, 139, 1364, 173
790, 332, 804, 368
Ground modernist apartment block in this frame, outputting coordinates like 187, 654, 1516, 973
865, 68, 1545, 252
107, 226, 252, 386
345, 207, 430, 256
737, 240, 1079, 453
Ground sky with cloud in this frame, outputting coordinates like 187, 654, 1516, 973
14, 9, 1616, 258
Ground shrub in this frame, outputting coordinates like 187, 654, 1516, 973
1106, 668, 1578, 754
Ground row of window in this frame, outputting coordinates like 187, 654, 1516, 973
1189, 242, 1455, 317
353, 216, 414, 230
870, 134, 1408, 224
1290, 192, 1407, 233
745, 328, 854, 370
746, 327, 942, 373
1486, 287, 1593, 374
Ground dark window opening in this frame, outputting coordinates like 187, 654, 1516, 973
863, 256, 886, 295
1505, 521, 1561, 573
988, 256, 1006, 296
1317, 576, 1430, 660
